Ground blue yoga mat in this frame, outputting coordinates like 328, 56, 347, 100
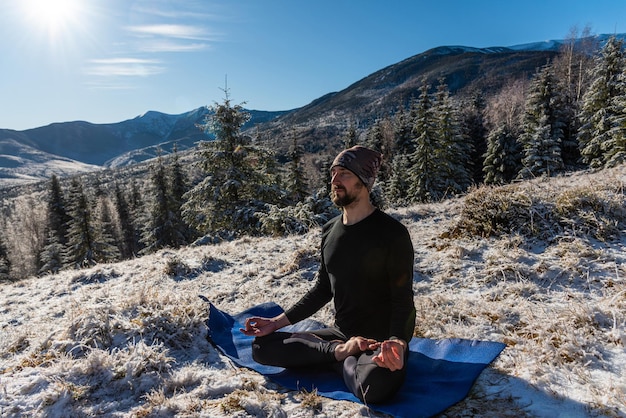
206, 302, 506, 418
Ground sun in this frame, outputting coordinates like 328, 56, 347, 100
22, 0, 82, 38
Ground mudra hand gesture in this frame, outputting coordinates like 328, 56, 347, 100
372, 339, 407, 371
240, 313, 290, 337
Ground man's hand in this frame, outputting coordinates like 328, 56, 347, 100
334, 336, 379, 361
240, 313, 290, 337
240, 317, 274, 337
371, 339, 406, 371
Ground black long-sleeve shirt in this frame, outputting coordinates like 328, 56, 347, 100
285, 209, 416, 343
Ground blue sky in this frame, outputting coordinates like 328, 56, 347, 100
1, 0, 624, 131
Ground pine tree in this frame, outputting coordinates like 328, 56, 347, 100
92, 195, 121, 263
318, 157, 333, 199
182, 90, 284, 237
39, 175, 71, 273
39, 229, 64, 275
168, 145, 191, 243
46, 175, 70, 244
114, 183, 138, 258
407, 80, 441, 202
459, 93, 488, 183
365, 119, 384, 151
483, 125, 521, 185
607, 70, 626, 167
518, 64, 566, 178
578, 36, 626, 169
142, 153, 187, 253
387, 154, 411, 206
344, 121, 358, 148
393, 103, 415, 156
128, 180, 146, 254
286, 133, 308, 203
63, 178, 97, 269
432, 79, 473, 195
386, 104, 415, 204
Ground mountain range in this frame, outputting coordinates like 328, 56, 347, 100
0, 34, 621, 189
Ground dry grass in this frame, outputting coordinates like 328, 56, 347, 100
447, 174, 626, 241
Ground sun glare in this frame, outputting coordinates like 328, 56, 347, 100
22, 0, 82, 38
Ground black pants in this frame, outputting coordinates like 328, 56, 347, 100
251, 328, 407, 404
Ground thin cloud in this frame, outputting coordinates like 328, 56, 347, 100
127, 24, 214, 41
126, 23, 217, 52
138, 40, 210, 53
130, 4, 220, 21
84, 58, 165, 77
82, 5, 221, 85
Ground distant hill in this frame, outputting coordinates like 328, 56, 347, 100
0, 108, 288, 187
0, 137, 100, 187
1, 34, 623, 189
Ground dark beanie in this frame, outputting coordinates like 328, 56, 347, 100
331, 145, 383, 190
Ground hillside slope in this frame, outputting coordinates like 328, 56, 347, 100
1, 164, 624, 417
255, 47, 557, 156
0, 137, 100, 187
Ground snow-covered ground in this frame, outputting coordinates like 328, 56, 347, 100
1, 166, 625, 417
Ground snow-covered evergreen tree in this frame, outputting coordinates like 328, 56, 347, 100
260, 146, 337, 236
39, 229, 64, 275
39, 175, 71, 273
386, 104, 414, 204
128, 181, 146, 254
459, 93, 488, 183
407, 80, 440, 202
318, 158, 332, 199
182, 91, 284, 237
286, 133, 308, 203
393, 103, 415, 156
92, 196, 121, 263
365, 119, 385, 152
114, 183, 138, 259
578, 36, 626, 169
405, 79, 472, 202
432, 79, 473, 195
386, 154, 411, 206
518, 64, 566, 178
483, 125, 521, 185
141, 153, 188, 253
168, 145, 192, 242
343, 121, 358, 148
63, 178, 97, 269
607, 69, 626, 167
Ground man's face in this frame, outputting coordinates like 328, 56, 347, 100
330, 166, 365, 207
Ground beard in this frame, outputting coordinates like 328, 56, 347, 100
331, 182, 363, 207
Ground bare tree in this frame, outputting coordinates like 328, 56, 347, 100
4, 194, 47, 278
483, 78, 528, 133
